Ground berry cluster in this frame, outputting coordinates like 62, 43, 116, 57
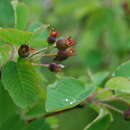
47, 30, 76, 61
18, 29, 76, 72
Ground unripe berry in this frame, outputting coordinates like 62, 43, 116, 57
49, 63, 63, 72
47, 36, 56, 44
18, 44, 30, 58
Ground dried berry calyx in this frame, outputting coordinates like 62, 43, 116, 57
56, 36, 76, 50
54, 48, 75, 61
49, 63, 63, 72
124, 107, 130, 121
18, 44, 30, 58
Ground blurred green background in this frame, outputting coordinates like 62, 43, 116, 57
1, 0, 130, 129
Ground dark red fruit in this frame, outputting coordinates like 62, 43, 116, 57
18, 44, 30, 58
56, 38, 68, 50
56, 37, 76, 50
124, 108, 130, 121
54, 48, 75, 61
49, 63, 62, 72
47, 36, 56, 44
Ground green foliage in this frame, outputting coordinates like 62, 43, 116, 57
0, 82, 17, 126
1, 0, 130, 130
113, 60, 130, 78
1, 60, 41, 108
105, 77, 130, 93
0, 115, 25, 130
12, 1, 29, 30
28, 23, 49, 47
0, 28, 34, 45
46, 78, 96, 112
84, 109, 112, 130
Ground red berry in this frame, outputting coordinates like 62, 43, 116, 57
18, 44, 30, 58
51, 31, 59, 37
49, 63, 63, 72
47, 36, 56, 44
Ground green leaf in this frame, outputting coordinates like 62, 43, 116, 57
1, 60, 41, 108
0, 115, 25, 130
92, 72, 109, 86
28, 23, 49, 47
113, 60, 130, 78
0, 82, 17, 126
84, 109, 112, 130
0, 45, 11, 65
25, 101, 46, 120
0, 115, 51, 130
28, 23, 43, 32
105, 77, 130, 93
0, 0, 14, 27
12, 2, 29, 30
30, 40, 48, 48
24, 118, 51, 130
46, 78, 96, 112
96, 88, 113, 100
0, 28, 34, 45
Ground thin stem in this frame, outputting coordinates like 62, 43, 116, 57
96, 88, 110, 96
25, 88, 122, 123
83, 88, 110, 104
87, 69, 95, 83
29, 48, 48, 58
32, 63, 49, 67
29, 45, 56, 58
95, 102, 123, 114
40, 53, 56, 57
27, 106, 82, 123
101, 96, 130, 105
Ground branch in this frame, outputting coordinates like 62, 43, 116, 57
25, 88, 124, 124
27, 105, 82, 123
